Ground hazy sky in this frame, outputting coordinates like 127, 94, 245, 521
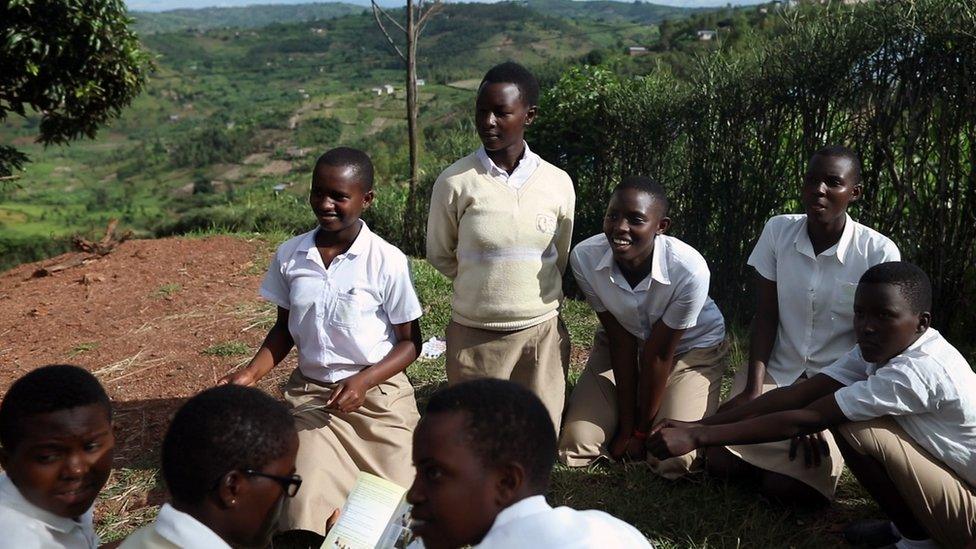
127, 0, 763, 13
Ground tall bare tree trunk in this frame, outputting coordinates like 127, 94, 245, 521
371, 0, 441, 250
405, 0, 419, 237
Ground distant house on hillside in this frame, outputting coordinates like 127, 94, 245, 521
696, 30, 717, 41
417, 79, 426, 86
310, 28, 326, 35
625, 46, 650, 56
383, 84, 395, 95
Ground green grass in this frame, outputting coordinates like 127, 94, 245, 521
69, 342, 99, 358
201, 340, 252, 357
86, 249, 879, 546
151, 283, 182, 298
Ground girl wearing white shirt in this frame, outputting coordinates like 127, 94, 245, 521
558, 176, 728, 478
710, 146, 900, 505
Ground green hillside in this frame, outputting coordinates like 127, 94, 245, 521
2, 0, 688, 268
524, 0, 700, 24
132, 3, 365, 34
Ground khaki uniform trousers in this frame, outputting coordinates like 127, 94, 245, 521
723, 368, 845, 499
839, 417, 976, 547
558, 331, 729, 479
445, 316, 570, 433
280, 369, 419, 534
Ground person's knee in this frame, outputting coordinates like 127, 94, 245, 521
759, 472, 829, 508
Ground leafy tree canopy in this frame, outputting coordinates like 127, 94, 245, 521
0, 0, 151, 176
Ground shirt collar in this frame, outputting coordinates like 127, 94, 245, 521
0, 473, 94, 535
156, 504, 232, 549
594, 236, 669, 291
297, 221, 371, 266
476, 142, 538, 177
487, 495, 552, 532
795, 213, 854, 261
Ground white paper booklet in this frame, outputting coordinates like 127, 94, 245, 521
321, 472, 423, 549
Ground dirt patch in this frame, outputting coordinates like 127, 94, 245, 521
243, 152, 270, 165
0, 235, 297, 450
258, 160, 292, 176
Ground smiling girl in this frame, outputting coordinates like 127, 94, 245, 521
557, 176, 728, 478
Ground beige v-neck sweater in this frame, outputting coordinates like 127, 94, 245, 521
426, 152, 575, 331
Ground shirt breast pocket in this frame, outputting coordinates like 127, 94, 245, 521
829, 280, 858, 324
332, 289, 380, 329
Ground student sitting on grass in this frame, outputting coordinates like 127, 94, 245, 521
0, 364, 114, 549
218, 147, 423, 534
710, 145, 900, 506
407, 378, 652, 549
558, 176, 728, 478
121, 385, 302, 549
426, 61, 575, 432
649, 262, 976, 549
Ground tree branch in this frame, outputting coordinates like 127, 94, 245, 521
371, 1, 407, 62
417, 1, 444, 36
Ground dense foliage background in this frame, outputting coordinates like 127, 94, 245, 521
531, 0, 976, 339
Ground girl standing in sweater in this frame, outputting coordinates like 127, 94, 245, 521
426, 62, 575, 431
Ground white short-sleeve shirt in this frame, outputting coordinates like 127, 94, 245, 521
476, 495, 652, 548
120, 504, 231, 549
475, 141, 541, 190
821, 329, 976, 487
0, 473, 99, 549
571, 234, 726, 355
260, 221, 423, 384
748, 214, 900, 386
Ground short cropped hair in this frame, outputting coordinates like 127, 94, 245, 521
859, 261, 932, 313
480, 62, 540, 107
0, 365, 111, 451
812, 145, 862, 184
314, 146, 375, 191
613, 175, 670, 216
424, 379, 556, 492
162, 385, 296, 504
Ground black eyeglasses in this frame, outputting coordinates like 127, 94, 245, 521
243, 469, 303, 497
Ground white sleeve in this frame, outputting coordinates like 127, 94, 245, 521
661, 266, 709, 331
880, 238, 901, 262
571, 250, 607, 313
747, 217, 779, 282
383, 256, 423, 325
819, 346, 869, 386
833, 359, 936, 421
259, 251, 290, 309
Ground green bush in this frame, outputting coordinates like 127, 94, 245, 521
533, 0, 976, 339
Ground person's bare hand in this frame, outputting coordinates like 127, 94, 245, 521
325, 373, 372, 413
217, 368, 258, 387
647, 425, 700, 460
325, 509, 340, 533
789, 431, 829, 468
608, 432, 633, 460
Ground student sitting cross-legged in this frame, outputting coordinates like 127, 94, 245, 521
407, 378, 652, 549
710, 145, 901, 506
0, 365, 114, 549
218, 147, 423, 533
121, 385, 303, 548
558, 176, 728, 478
649, 262, 976, 549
